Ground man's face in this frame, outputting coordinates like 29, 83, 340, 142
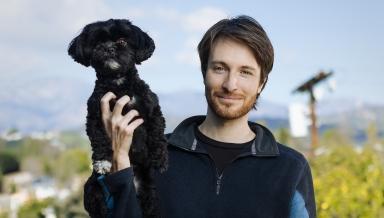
204, 38, 264, 120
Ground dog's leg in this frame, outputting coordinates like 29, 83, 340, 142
129, 125, 148, 166
138, 91, 168, 171
84, 95, 113, 217
86, 96, 113, 173
146, 105, 168, 172
135, 104, 167, 218
130, 126, 162, 218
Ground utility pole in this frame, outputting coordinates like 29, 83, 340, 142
293, 71, 333, 157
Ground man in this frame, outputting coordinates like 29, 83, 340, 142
98, 15, 316, 218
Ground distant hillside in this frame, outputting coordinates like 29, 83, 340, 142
0, 77, 90, 133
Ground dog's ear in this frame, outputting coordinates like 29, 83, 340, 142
68, 30, 92, 67
132, 25, 155, 65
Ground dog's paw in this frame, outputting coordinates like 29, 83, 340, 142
93, 160, 112, 174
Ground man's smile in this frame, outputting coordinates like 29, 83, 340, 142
214, 93, 244, 105
214, 93, 244, 100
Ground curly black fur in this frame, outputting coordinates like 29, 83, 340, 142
68, 19, 168, 218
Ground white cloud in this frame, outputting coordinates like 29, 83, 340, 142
182, 7, 228, 32
153, 7, 182, 23
118, 7, 148, 19
0, 0, 112, 46
0, 44, 46, 76
152, 6, 227, 32
176, 50, 200, 66
175, 36, 200, 66
184, 37, 200, 48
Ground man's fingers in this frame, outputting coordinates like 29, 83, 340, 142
100, 92, 116, 116
113, 116, 143, 152
112, 95, 131, 117
123, 118, 144, 137
118, 110, 140, 130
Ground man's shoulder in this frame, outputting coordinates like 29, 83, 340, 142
276, 143, 309, 168
165, 132, 172, 140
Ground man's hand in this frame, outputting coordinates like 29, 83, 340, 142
100, 92, 144, 172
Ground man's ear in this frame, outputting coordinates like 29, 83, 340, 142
132, 25, 155, 64
68, 33, 92, 67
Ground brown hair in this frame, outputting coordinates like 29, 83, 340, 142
197, 15, 274, 92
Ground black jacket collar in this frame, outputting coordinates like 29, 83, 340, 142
167, 115, 279, 157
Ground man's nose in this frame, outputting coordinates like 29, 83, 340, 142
222, 73, 238, 92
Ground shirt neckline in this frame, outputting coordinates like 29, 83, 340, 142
194, 125, 255, 149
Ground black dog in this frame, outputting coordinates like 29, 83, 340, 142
68, 19, 168, 218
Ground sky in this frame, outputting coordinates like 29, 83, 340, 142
1, 0, 383, 106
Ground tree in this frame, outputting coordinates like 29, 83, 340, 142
54, 189, 89, 217
0, 212, 8, 218
366, 122, 378, 146
0, 168, 3, 192
311, 145, 384, 217
275, 128, 291, 145
319, 128, 353, 148
55, 148, 91, 184
17, 198, 54, 218
0, 152, 20, 174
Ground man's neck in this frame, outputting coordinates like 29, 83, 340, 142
198, 109, 256, 144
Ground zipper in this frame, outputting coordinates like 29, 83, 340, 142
171, 144, 224, 195
216, 172, 223, 195
169, 143, 252, 196
214, 154, 248, 196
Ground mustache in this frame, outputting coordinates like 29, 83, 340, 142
214, 91, 244, 99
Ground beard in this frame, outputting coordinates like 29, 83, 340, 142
205, 86, 259, 120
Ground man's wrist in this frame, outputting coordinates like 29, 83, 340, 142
112, 154, 131, 172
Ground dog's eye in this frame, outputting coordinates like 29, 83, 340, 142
116, 38, 127, 47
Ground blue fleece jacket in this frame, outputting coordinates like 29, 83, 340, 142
98, 116, 316, 218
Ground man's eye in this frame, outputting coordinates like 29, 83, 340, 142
214, 66, 225, 72
240, 71, 252, 75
